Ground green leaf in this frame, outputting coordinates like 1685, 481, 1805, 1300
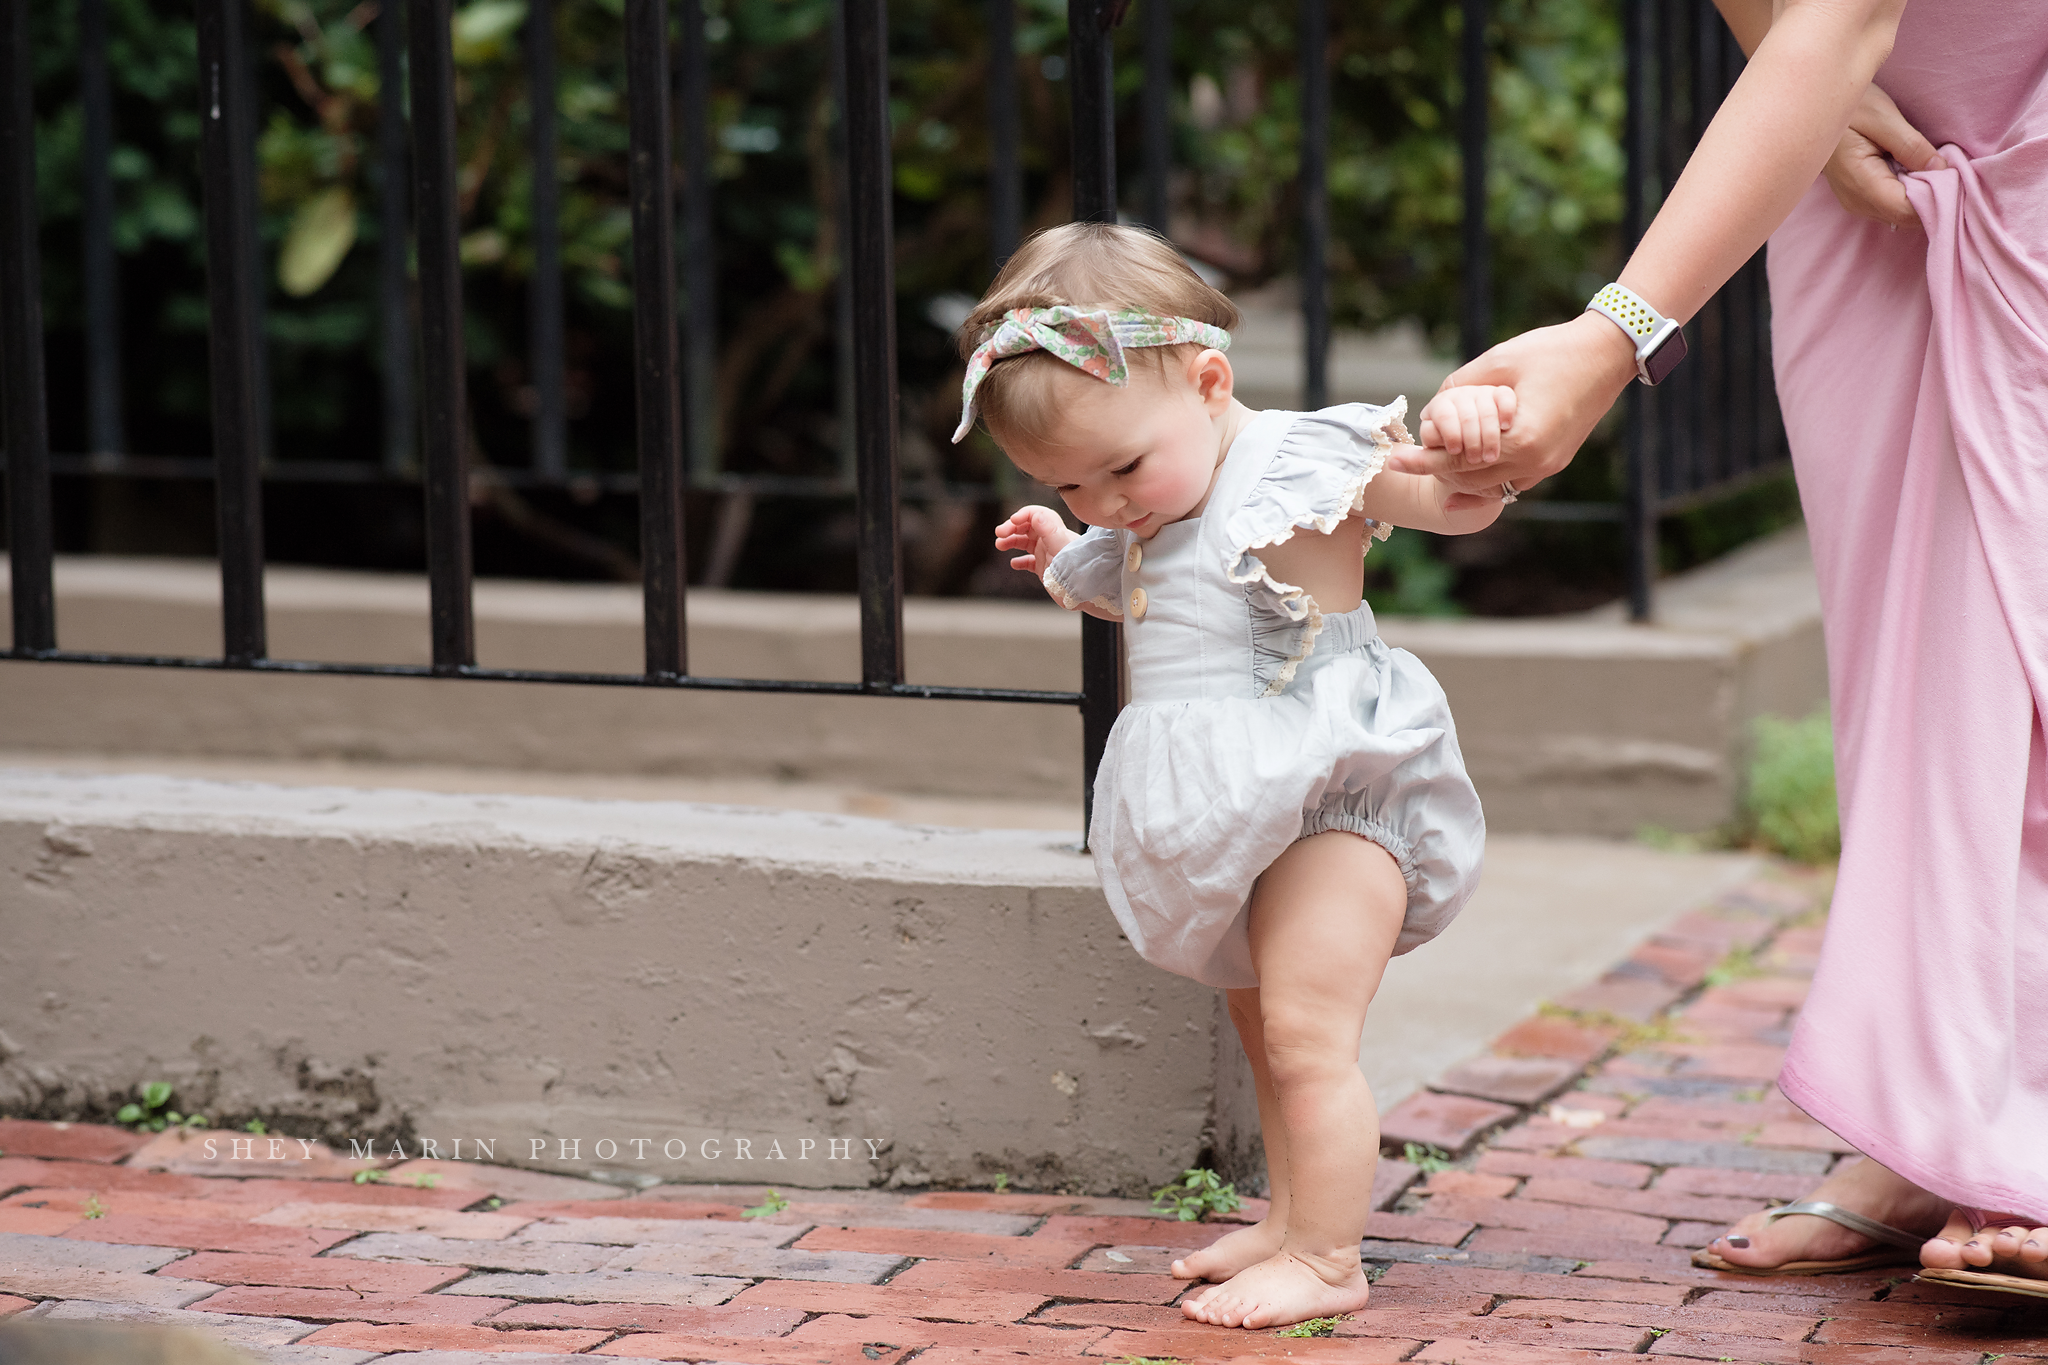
116, 1104, 143, 1123
142, 1081, 173, 1109
452, 0, 529, 64
278, 186, 358, 297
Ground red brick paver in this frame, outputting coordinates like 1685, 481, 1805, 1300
5, 868, 2047, 1363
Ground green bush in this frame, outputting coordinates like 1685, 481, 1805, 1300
1745, 711, 1838, 864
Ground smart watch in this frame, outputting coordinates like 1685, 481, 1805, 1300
1586, 283, 1688, 386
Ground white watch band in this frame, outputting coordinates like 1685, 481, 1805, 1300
1586, 283, 1686, 385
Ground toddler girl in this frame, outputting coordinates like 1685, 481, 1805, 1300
958, 222, 1512, 1330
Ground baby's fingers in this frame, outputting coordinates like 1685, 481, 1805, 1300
1494, 385, 1518, 429
1007, 552, 1041, 573
1442, 489, 1500, 513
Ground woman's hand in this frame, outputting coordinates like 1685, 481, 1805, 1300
1824, 83, 1947, 228
993, 504, 1079, 576
1388, 311, 1639, 497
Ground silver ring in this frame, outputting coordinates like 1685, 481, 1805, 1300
1499, 482, 1519, 505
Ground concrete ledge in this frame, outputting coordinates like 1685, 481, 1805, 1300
0, 772, 1218, 1194
0, 526, 1826, 833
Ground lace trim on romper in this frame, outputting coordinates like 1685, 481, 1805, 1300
1042, 524, 1125, 617
1222, 398, 1410, 695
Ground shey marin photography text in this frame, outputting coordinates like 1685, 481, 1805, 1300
189, 1135, 889, 1164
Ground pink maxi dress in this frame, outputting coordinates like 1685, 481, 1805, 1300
1768, 0, 2048, 1221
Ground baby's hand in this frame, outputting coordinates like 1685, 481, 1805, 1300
1418, 384, 1518, 468
994, 504, 1079, 577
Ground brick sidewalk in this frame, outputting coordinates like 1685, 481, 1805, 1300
3, 869, 2044, 1364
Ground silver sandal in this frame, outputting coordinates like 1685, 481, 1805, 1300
1690, 1199, 1925, 1276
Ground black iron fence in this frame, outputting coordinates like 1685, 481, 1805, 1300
1, 0, 1785, 814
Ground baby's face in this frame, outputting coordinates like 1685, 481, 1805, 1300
1001, 351, 1231, 538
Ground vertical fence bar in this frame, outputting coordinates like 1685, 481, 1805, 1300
408, 0, 475, 669
679, 0, 718, 486
626, 0, 687, 675
1458, 0, 1490, 360
527, 0, 566, 478
1068, 0, 1123, 833
830, 1, 857, 483
1622, 0, 1655, 622
1140, 0, 1169, 234
0, 0, 55, 654
81, 0, 125, 456
197, 0, 267, 663
843, 0, 905, 688
377, 0, 414, 473
988, 0, 1021, 270
1298, 0, 1327, 409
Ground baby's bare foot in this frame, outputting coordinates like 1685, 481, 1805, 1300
1178, 1249, 1372, 1330
1921, 1210, 2048, 1279
1170, 1220, 1283, 1282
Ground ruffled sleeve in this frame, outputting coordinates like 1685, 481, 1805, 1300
1043, 524, 1127, 616
1222, 398, 1409, 694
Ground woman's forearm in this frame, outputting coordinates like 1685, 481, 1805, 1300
1711, 0, 1772, 58
1619, 0, 1905, 324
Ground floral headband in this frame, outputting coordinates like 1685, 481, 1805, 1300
951, 305, 1233, 443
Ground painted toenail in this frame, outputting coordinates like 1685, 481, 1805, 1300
2028, 1241, 2042, 1251
1966, 1240, 1982, 1249
1725, 1235, 1750, 1248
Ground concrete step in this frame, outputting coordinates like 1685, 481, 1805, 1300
1, 769, 1761, 1194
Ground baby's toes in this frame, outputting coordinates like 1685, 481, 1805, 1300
2019, 1228, 2048, 1269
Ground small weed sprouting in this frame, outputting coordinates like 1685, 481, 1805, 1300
1401, 1142, 1454, 1174
1703, 943, 1766, 988
115, 1081, 207, 1134
1118, 1357, 1182, 1365
1538, 1003, 1690, 1055
743, 1189, 791, 1219
243, 1119, 268, 1135
1275, 1315, 1346, 1338
82, 1194, 106, 1220
486, 1197, 504, 1210
410, 1172, 441, 1189
353, 1168, 389, 1185
993, 1172, 1011, 1193
1149, 1168, 1242, 1222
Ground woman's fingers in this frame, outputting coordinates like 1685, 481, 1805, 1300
1850, 83, 1947, 172
1823, 128, 1918, 227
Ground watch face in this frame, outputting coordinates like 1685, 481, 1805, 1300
1643, 326, 1688, 386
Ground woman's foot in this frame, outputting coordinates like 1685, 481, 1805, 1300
1179, 1248, 1373, 1329
1170, 1219, 1284, 1282
1704, 1156, 1949, 1271
1920, 1209, 2048, 1280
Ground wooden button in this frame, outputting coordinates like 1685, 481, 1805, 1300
1128, 587, 1147, 619
1125, 541, 1143, 572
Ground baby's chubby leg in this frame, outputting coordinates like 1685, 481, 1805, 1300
1170, 988, 1292, 1283
1180, 831, 1407, 1330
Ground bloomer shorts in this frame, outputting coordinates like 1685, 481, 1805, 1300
1287, 613, 1487, 957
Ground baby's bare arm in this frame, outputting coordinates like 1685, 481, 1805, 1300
1357, 464, 1504, 535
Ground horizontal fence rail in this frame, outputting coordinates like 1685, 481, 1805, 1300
0, 0, 1790, 812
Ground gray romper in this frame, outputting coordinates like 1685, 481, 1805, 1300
1043, 399, 1485, 990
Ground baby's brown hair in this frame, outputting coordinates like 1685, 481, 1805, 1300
957, 221, 1239, 447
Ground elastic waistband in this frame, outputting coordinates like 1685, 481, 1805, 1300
1314, 602, 1380, 656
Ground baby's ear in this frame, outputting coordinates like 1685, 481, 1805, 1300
1190, 348, 1234, 411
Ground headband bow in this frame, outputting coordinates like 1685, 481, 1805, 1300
951, 305, 1232, 443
